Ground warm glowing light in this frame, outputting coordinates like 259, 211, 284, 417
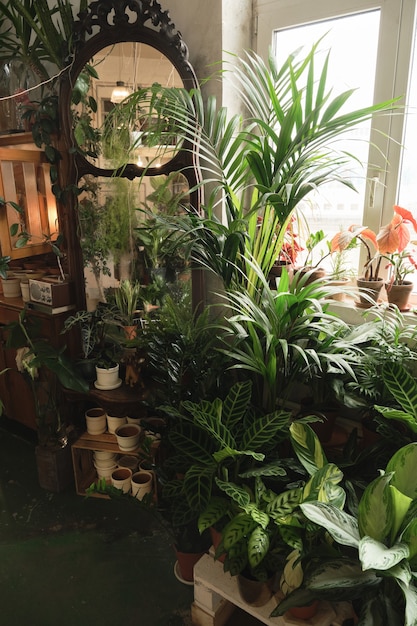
110, 81, 131, 104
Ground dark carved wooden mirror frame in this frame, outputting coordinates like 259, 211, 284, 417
58, 0, 201, 310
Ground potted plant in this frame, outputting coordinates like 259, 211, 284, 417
106, 279, 142, 339
377, 205, 417, 311
284, 442, 417, 625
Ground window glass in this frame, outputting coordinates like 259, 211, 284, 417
273, 11, 380, 270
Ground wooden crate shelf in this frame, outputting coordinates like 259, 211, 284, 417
71, 431, 150, 497
192, 553, 355, 626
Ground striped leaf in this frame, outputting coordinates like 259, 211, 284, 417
222, 514, 258, 550
302, 463, 344, 507
267, 487, 302, 518
358, 473, 394, 542
213, 447, 264, 463
222, 380, 252, 431
241, 409, 290, 451
359, 536, 409, 571
381, 362, 417, 419
401, 518, 417, 562
301, 502, 360, 548
168, 423, 216, 463
278, 525, 303, 551
224, 539, 247, 576
387, 443, 417, 500
183, 465, 214, 511
245, 503, 269, 530
305, 559, 379, 597
198, 497, 230, 533
239, 461, 287, 478
215, 478, 251, 508
248, 526, 270, 568
191, 407, 237, 449
290, 422, 327, 475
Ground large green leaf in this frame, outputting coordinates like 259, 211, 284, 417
248, 526, 269, 568
191, 406, 237, 449
215, 478, 251, 508
358, 473, 394, 542
389, 486, 412, 544
198, 497, 230, 534
183, 465, 214, 512
222, 514, 258, 550
290, 422, 327, 475
241, 410, 290, 451
302, 463, 344, 507
401, 518, 417, 563
300, 502, 360, 548
305, 559, 379, 597
359, 536, 409, 571
381, 362, 417, 418
387, 444, 417, 500
168, 423, 216, 464
267, 487, 302, 518
222, 380, 252, 431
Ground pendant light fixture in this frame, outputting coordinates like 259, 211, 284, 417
110, 80, 131, 104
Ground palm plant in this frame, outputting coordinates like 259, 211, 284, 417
120, 43, 397, 299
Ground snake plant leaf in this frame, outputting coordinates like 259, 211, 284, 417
358, 473, 394, 542
359, 536, 409, 571
198, 497, 230, 534
300, 502, 360, 548
183, 465, 214, 512
290, 422, 327, 475
386, 443, 417, 500
248, 526, 270, 568
241, 410, 290, 451
215, 478, 251, 508
222, 514, 258, 551
222, 380, 252, 431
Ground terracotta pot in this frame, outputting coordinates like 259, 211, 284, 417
294, 266, 326, 285
326, 277, 350, 301
209, 527, 226, 563
237, 572, 275, 607
385, 281, 413, 311
123, 325, 137, 340
356, 277, 384, 307
175, 549, 206, 583
288, 600, 319, 619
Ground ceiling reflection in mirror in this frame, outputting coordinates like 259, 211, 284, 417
72, 42, 184, 171
77, 171, 191, 307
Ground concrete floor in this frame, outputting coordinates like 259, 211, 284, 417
0, 420, 262, 626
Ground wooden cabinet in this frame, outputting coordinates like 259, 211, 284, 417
0, 294, 74, 430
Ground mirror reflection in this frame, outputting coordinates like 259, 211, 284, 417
71, 42, 184, 170
77, 171, 191, 309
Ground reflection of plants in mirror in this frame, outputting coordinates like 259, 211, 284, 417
102, 176, 138, 267
108, 279, 142, 326
0, 195, 23, 278
76, 178, 111, 302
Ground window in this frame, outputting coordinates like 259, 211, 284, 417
255, 0, 417, 284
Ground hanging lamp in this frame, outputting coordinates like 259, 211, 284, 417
110, 80, 131, 104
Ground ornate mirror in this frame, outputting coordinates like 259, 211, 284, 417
59, 0, 200, 310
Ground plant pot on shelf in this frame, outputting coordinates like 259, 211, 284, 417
131, 470, 153, 500
1, 277, 21, 298
356, 277, 384, 307
326, 277, 350, 301
85, 407, 107, 435
237, 571, 276, 607
174, 548, 206, 584
94, 364, 121, 390
106, 413, 127, 434
288, 600, 319, 620
385, 280, 413, 311
294, 266, 326, 286
115, 423, 141, 451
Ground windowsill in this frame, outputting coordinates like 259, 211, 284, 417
326, 297, 417, 326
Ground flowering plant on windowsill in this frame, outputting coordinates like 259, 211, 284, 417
376, 205, 417, 286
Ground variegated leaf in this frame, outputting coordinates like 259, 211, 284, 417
401, 518, 417, 562
222, 380, 252, 431
244, 503, 269, 529
241, 410, 290, 451
302, 463, 343, 504
212, 447, 264, 463
198, 497, 230, 533
239, 461, 287, 478
215, 478, 251, 507
192, 407, 237, 449
248, 526, 270, 567
397, 575, 417, 626
290, 422, 327, 475
389, 485, 412, 543
359, 536, 409, 571
301, 502, 360, 548
387, 443, 417, 499
267, 487, 302, 517
305, 559, 379, 595
222, 514, 257, 550
279, 525, 303, 551
168, 423, 216, 463
358, 473, 394, 542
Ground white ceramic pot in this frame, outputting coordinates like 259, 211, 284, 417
111, 467, 132, 493
85, 407, 107, 435
96, 464, 117, 480
1, 277, 21, 298
95, 364, 120, 390
106, 414, 127, 434
94, 456, 117, 469
20, 280, 30, 302
131, 470, 153, 500
115, 423, 141, 451
117, 454, 139, 472
126, 416, 142, 426
94, 450, 116, 461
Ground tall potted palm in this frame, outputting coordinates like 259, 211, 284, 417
120, 43, 398, 300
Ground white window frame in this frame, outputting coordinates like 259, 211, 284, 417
254, 0, 417, 276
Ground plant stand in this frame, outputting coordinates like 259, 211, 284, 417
35, 443, 74, 493
192, 553, 355, 626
